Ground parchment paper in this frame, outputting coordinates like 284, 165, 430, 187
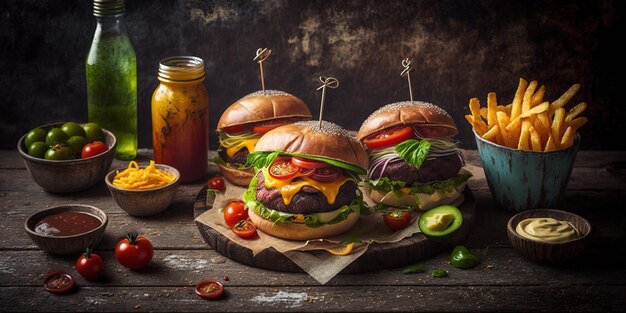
194, 183, 423, 284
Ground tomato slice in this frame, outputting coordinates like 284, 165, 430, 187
268, 157, 300, 180
414, 126, 449, 138
310, 166, 342, 182
252, 122, 288, 134
223, 125, 248, 133
363, 126, 413, 149
233, 220, 257, 238
195, 280, 225, 300
291, 157, 329, 169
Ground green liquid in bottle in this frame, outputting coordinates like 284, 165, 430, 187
86, 15, 137, 160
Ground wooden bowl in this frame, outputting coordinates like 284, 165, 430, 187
507, 209, 591, 263
24, 204, 108, 255
105, 164, 180, 216
17, 122, 117, 193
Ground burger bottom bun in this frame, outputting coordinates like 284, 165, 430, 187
367, 185, 465, 211
217, 163, 254, 187
248, 208, 360, 241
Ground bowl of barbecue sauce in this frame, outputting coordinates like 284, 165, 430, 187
25, 204, 108, 255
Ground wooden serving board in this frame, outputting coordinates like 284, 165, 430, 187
193, 187, 476, 274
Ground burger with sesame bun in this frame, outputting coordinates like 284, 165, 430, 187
356, 101, 471, 211
244, 120, 370, 241
215, 90, 312, 186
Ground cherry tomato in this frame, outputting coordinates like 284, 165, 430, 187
224, 199, 248, 228
291, 157, 329, 169
223, 125, 248, 133
383, 209, 412, 231
195, 280, 224, 300
81, 141, 108, 158
45, 128, 69, 147
268, 157, 300, 180
61, 122, 86, 138
232, 220, 257, 238
414, 126, 449, 138
115, 233, 154, 270
75, 248, 104, 281
310, 166, 342, 182
208, 176, 226, 192
363, 126, 413, 149
252, 121, 288, 134
24, 127, 47, 148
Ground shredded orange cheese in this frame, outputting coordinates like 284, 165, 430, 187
112, 160, 176, 190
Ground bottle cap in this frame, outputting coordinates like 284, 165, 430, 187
93, 0, 125, 17
158, 56, 205, 83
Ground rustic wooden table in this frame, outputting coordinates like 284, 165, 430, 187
1, 149, 625, 312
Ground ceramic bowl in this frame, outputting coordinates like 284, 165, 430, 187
17, 122, 117, 193
507, 209, 591, 263
105, 164, 180, 216
24, 204, 108, 255
474, 131, 580, 212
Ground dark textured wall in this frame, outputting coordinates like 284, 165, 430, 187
1, 0, 624, 150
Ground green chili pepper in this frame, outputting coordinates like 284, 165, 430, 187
450, 245, 480, 269
432, 268, 448, 278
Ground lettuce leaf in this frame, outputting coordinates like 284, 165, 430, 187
366, 173, 471, 195
246, 151, 366, 175
395, 139, 431, 168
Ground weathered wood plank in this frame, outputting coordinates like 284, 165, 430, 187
1, 248, 623, 288
0, 285, 623, 312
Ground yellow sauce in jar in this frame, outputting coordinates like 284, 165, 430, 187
515, 217, 580, 243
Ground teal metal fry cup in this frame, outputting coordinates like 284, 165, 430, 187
474, 131, 580, 212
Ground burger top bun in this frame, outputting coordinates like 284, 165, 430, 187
255, 120, 369, 171
248, 207, 360, 241
217, 90, 312, 130
356, 101, 458, 141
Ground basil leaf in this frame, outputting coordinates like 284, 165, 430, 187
395, 139, 431, 168
246, 151, 280, 169
401, 263, 425, 274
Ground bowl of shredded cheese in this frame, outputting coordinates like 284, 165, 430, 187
105, 160, 180, 216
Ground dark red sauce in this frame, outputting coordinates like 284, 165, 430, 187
35, 211, 101, 236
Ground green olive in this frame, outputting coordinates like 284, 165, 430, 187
45, 128, 69, 147
61, 122, 86, 138
24, 128, 47, 148
82, 123, 104, 142
27, 141, 48, 158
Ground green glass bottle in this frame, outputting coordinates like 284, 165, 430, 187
86, 0, 137, 160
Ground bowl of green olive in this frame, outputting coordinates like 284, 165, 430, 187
17, 122, 117, 193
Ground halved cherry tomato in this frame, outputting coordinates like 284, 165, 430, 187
383, 209, 412, 231
223, 125, 248, 133
363, 126, 413, 149
414, 126, 449, 138
291, 157, 329, 169
232, 220, 257, 238
208, 176, 226, 192
252, 122, 288, 134
268, 157, 300, 180
224, 199, 247, 228
310, 166, 342, 182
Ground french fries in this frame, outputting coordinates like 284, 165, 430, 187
467, 78, 588, 151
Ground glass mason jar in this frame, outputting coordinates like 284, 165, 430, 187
151, 56, 209, 182
86, 0, 137, 160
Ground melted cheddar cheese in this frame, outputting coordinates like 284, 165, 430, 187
225, 138, 259, 157
261, 169, 352, 206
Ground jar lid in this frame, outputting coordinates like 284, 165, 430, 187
158, 56, 205, 82
93, 0, 125, 17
